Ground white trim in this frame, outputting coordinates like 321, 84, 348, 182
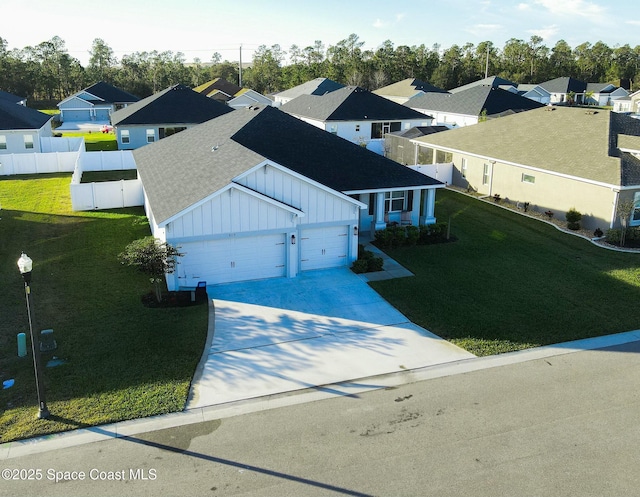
412, 141, 623, 190
237, 160, 368, 210
157, 182, 305, 228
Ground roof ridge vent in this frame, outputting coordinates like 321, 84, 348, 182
585, 109, 598, 115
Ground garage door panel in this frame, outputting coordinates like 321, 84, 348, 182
301, 226, 349, 271
178, 234, 286, 285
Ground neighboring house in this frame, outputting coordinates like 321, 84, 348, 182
372, 78, 447, 104
405, 85, 545, 128
227, 89, 273, 109
132, 105, 444, 288
613, 96, 633, 113
192, 78, 242, 103
280, 85, 432, 154
585, 82, 629, 106
273, 77, 344, 106
448, 76, 517, 93
515, 84, 551, 105
412, 106, 640, 230
538, 77, 587, 104
0, 90, 27, 106
0, 99, 53, 154
110, 84, 234, 149
57, 82, 139, 123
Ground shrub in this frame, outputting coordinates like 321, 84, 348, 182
367, 256, 384, 272
351, 258, 369, 273
593, 228, 604, 238
606, 228, 622, 244
565, 208, 582, 230
374, 228, 395, 249
406, 225, 420, 246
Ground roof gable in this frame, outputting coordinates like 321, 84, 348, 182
82, 82, 140, 103
373, 78, 447, 97
134, 106, 441, 224
539, 77, 587, 94
280, 86, 428, 121
193, 78, 242, 98
275, 78, 344, 100
406, 86, 544, 117
449, 76, 517, 93
111, 84, 234, 126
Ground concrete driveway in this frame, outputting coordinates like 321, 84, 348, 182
187, 267, 474, 409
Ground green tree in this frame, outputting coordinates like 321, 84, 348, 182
118, 237, 184, 302
87, 38, 117, 83
244, 44, 285, 93
548, 40, 576, 79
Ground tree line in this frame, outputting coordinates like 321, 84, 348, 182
1, 34, 639, 105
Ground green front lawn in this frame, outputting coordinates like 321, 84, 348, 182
371, 189, 640, 356
58, 131, 117, 151
0, 175, 208, 443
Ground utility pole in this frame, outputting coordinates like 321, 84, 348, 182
239, 44, 243, 87
485, 45, 490, 79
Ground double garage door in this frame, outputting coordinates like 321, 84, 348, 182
178, 226, 350, 286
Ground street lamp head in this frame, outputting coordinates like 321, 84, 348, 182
17, 252, 33, 283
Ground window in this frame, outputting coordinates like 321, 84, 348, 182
632, 192, 640, 225
24, 135, 34, 149
436, 150, 452, 163
461, 158, 467, 178
0, 135, 6, 150
417, 146, 433, 164
522, 174, 536, 184
385, 191, 405, 212
121, 130, 130, 144
483, 163, 490, 185
146, 129, 155, 143
371, 121, 401, 139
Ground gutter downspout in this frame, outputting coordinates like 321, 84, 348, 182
611, 189, 620, 229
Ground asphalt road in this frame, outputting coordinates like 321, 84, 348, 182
2, 340, 640, 497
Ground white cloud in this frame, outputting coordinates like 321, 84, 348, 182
373, 13, 405, 29
527, 24, 560, 40
373, 18, 386, 28
465, 23, 503, 37
533, 0, 606, 19
395, 13, 406, 22
625, 19, 640, 26
517, 2, 531, 9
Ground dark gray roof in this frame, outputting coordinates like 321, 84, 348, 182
0, 99, 51, 130
406, 86, 544, 117
82, 82, 140, 103
586, 82, 615, 93
449, 76, 517, 93
0, 90, 25, 104
133, 105, 441, 224
111, 84, 234, 126
275, 78, 344, 100
373, 78, 447, 97
538, 77, 587, 94
390, 126, 450, 139
280, 86, 428, 121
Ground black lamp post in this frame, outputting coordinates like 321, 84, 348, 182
17, 252, 50, 420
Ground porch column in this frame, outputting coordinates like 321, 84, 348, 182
372, 191, 386, 234
421, 188, 436, 225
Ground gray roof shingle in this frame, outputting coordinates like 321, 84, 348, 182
280, 86, 428, 121
111, 84, 234, 126
134, 105, 441, 225
82, 82, 140, 103
274, 78, 344, 100
0, 99, 51, 130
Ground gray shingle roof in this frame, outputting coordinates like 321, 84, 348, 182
134, 105, 441, 225
275, 78, 344, 100
111, 84, 233, 126
0, 99, 51, 130
0, 90, 25, 104
448, 76, 517, 93
373, 78, 447, 97
280, 86, 428, 121
416, 107, 640, 186
538, 77, 587, 94
82, 82, 140, 103
406, 86, 544, 117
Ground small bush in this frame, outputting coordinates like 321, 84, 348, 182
351, 259, 369, 273
406, 225, 420, 246
565, 208, 582, 230
593, 228, 604, 238
367, 256, 384, 272
606, 228, 622, 244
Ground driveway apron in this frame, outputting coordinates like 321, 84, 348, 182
187, 267, 474, 408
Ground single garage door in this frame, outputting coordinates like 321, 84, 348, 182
300, 225, 349, 271
179, 233, 286, 285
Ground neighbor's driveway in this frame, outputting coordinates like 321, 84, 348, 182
187, 268, 474, 408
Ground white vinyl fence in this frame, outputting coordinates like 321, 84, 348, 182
70, 150, 143, 211
407, 163, 454, 185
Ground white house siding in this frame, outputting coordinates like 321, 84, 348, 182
411, 109, 477, 128
450, 152, 617, 230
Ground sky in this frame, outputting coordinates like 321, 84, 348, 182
3, 0, 639, 66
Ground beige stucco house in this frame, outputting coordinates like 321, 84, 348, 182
411, 106, 640, 231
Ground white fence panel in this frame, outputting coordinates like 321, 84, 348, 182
79, 151, 136, 171
40, 137, 84, 153
71, 179, 143, 211
0, 152, 79, 175
408, 163, 454, 185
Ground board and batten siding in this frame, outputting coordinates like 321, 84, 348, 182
237, 165, 359, 226
167, 187, 295, 239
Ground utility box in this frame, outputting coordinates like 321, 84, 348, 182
195, 281, 208, 303
39, 329, 57, 352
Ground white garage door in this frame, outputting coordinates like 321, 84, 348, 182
178, 233, 286, 285
300, 226, 349, 271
